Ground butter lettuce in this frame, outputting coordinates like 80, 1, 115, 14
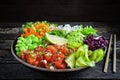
89, 49, 104, 62
65, 45, 95, 68
65, 53, 76, 68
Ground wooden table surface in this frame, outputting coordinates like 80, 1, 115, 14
0, 22, 120, 80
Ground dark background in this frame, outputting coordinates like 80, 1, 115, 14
0, 0, 120, 22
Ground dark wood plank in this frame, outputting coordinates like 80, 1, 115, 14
0, 40, 13, 50
0, 34, 19, 40
0, 49, 17, 62
0, 27, 20, 40
0, 23, 22, 28
0, 28, 20, 34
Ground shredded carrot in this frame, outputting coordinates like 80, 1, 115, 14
21, 22, 50, 38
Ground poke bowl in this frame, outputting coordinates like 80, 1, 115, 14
11, 21, 108, 72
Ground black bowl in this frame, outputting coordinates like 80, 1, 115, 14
11, 36, 88, 72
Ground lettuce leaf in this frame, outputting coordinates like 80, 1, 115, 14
65, 53, 76, 68
89, 49, 104, 62
80, 26, 98, 36
65, 44, 95, 68
66, 30, 85, 49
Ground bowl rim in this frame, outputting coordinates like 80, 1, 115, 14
11, 35, 88, 72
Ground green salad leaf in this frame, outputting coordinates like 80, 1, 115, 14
80, 26, 98, 36
48, 30, 66, 38
66, 30, 85, 49
74, 25, 98, 36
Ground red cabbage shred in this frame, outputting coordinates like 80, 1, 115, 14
84, 35, 108, 50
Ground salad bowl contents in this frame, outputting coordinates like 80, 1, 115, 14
11, 21, 108, 72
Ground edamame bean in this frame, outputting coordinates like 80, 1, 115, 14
29, 34, 35, 38
28, 45, 34, 50
18, 37, 24, 41
17, 40, 22, 44
16, 34, 43, 55
16, 44, 22, 47
20, 46, 26, 51
26, 39, 32, 44
15, 47, 19, 52
38, 38, 42, 44
16, 52, 20, 57
32, 37, 38, 43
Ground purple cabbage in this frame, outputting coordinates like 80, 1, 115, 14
84, 35, 108, 50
